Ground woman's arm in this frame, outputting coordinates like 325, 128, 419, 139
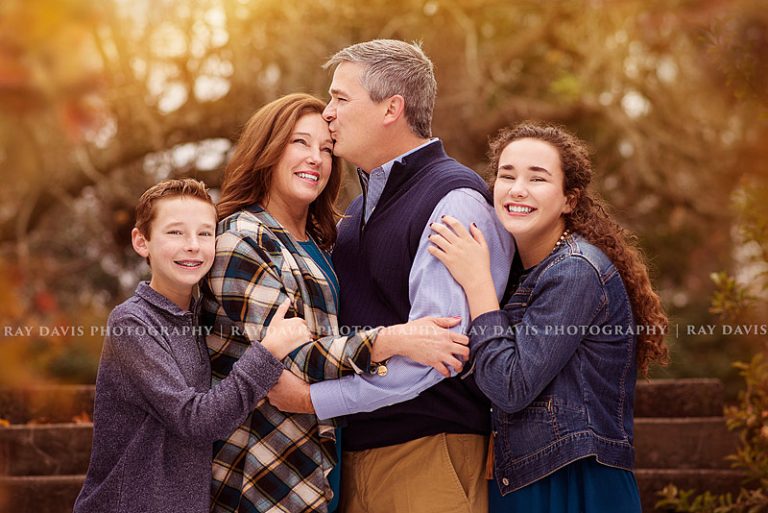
208, 229, 376, 383
211, 228, 470, 384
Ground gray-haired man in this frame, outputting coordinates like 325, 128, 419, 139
269, 40, 514, 513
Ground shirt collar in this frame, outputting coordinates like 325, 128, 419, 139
356, 138, 440, 191
134, 281, 197, 317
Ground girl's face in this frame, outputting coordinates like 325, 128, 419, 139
493, 138, 572, 246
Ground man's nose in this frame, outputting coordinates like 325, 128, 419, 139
322, 101, 335, 122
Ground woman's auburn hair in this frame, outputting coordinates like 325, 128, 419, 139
487, 121, 670, 377
217, 93, 342, 250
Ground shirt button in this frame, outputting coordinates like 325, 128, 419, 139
376, 365, 388, 377
502, 477, 509, 486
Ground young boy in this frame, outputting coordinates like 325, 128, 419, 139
73, 179, 308, 513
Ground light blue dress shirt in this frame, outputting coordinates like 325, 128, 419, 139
310, 140, 515, 420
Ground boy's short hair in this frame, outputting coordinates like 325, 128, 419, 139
135, 179, 214, 239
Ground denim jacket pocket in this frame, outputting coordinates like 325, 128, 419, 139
495, 396, 588, 461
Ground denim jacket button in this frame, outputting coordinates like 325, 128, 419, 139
502, 477, 509, 486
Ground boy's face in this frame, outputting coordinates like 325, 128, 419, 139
131, 197, 217, 302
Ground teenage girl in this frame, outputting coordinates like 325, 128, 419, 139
428, 121, 669, 512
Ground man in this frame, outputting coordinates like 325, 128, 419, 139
268, 39, 514, 513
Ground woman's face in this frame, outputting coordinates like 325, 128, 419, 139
269, 113, 334, 209
493, 138, 572, 245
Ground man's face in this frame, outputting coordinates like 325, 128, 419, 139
323, 61, 387, 172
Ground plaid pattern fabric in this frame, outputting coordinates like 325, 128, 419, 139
202, 204, 379, 513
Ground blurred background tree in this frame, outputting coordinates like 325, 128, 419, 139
0, 0, 765, 390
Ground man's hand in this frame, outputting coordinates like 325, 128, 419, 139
373, 317, 470, 377
267, 370, 315, 414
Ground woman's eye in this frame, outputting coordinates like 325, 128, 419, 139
322, 147, 334, 154
200, 231, 213, 237
293, 138, 308, 146
167, 230, 182, 235
531, 176, 546, 182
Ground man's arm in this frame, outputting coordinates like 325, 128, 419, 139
306, 188, 515, 420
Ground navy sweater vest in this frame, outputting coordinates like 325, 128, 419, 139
332, 141, 492, 451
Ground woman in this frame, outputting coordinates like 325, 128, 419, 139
202, 93, 468, 513
428, 121, 669, 512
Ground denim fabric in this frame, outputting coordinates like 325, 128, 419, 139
469, 234, 637, 494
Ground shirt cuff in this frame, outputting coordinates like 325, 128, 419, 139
310, 379, 349, 421
235, 342, 284, 393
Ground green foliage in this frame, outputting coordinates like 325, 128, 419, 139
656, 354, 768, 513
710, 272, 756, 322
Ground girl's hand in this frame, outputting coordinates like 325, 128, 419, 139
262, 299, 312, 359
427, 215, 491, 290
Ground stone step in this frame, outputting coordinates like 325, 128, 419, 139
2, 417, 735, 477
635, 379, 724, 418
634, 417, 737, 469
0, 424, 92, 476
0, 474, 84, 513
636, 468, 746, 512
0, 379, 726, 424
0, 385, 95, 424
0, 470, 748, 513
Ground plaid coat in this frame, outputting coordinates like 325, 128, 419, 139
202, 204, 379, 513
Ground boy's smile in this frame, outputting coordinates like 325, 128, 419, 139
132, 197, 217, 309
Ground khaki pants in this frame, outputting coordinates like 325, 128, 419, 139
340, 433, 488, 513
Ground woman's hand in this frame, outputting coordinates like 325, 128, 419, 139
428, 215, 500, 320
374, 317, 469, 377
261, 299, 312, 359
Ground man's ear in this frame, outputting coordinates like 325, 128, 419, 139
382, 95, 406, 127
131, 228, 150, 258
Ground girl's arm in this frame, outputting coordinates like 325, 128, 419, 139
469, 259, 606, 413
427, 215, 501, 320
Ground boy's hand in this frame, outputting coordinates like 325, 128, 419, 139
261, 299, 312, 359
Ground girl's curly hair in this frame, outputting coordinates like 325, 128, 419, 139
488, 121, 669, 376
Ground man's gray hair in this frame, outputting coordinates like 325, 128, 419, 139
324, 39, 436, 139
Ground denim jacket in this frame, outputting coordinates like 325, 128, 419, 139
469, 234, 637, 494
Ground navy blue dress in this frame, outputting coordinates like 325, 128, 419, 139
489, 457, 641, 513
